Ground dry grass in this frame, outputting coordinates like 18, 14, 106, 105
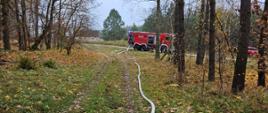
128, 51, 268, 113
86, 40, 128, 47
1, 42, 267, 112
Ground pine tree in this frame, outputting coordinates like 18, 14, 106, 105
102, 9, 126, 40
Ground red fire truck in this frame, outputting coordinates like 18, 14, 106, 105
128, 31, 156, 51
128, 31, 174, 52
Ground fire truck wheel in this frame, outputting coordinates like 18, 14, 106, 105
141, 45, 147, 51
133, 45, 139, 51
160, 46, 167, 53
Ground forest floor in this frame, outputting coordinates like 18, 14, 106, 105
0, 43, 268, 113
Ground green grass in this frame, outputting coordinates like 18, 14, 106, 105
1, 43, 267, 113
0, 64, 96, 113
43, 59, 57, 69
83, 60, 126, 113
18, 57, 36, 70
0, 49, 101, 113
83, 43, 128, 58
84, 43, 268, 112
83, 44, 149, 113
87, 40, 128, 47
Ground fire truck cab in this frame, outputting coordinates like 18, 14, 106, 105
160, 33, 174, 53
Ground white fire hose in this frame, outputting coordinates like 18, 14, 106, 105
117, 46, 156, 113
135, 62, 156, 113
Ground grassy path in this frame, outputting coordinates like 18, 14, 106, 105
79, 44, 148, 113
63, 59, 111, 113
120, 57, 135, 113
58, 43, 268, 113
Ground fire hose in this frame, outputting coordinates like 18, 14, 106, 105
117, 46, 156, 113
135, 62, 156, 113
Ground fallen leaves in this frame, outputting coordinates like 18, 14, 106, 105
0, 47, 103, 112
131, 51, 268, 113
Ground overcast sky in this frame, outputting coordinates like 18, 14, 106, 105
92, 0, 263, 30
92, 0, 156, 30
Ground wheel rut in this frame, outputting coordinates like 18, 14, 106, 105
62, 59, 110, 113
119, 56, 135, 113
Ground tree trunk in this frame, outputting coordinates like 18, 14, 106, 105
57, 0, 62, 49
35, 0, 39, 39
66, 35, 75, 55
15, 0, 25, 50
21, 0, 28, 50
232, 0, 251, 93
258, 0, 268, 87
46, 2, 54, 50
1, 0, 11, 50
208, 0, 216, 81
155, 0, 160, 60
66, 25, 82, 55
196, 0, 206, 65
46, 33, 52, 49
174, 0, 185, 83
46, 30, 52, 49
29, 0, 34, 46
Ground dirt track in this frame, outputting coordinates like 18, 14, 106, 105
60, 44, 157, 113
62, 59, 111, 113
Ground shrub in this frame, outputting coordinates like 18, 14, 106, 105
43, 59, 57, 69
18, 57, 36, 70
